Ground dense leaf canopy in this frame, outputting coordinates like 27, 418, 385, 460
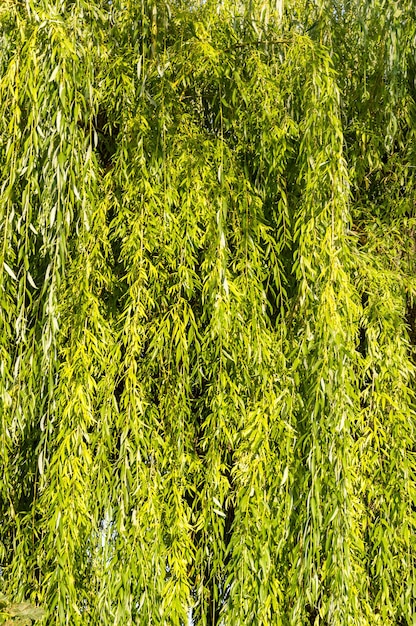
1, 0, 416, 624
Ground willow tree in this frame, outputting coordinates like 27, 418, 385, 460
0, 0, 415, 624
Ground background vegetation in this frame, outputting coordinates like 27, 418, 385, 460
0, 0, 415, 624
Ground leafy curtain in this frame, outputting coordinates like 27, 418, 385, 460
0, 0, 415, 624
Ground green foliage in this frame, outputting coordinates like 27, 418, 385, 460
0, 0, 415, 624
0, 594, 44, 625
